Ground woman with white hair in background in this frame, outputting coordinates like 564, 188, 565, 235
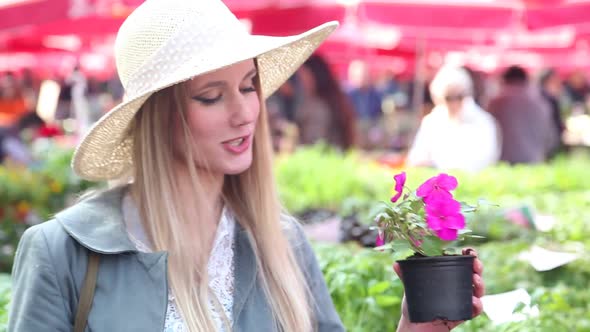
407, 65, 500, 172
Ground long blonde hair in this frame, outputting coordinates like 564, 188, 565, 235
127, 67, 314, 331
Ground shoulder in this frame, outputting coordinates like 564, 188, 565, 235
280, 213, 309, 249
14, 219, 89, 279
280, 214, 318, 265
17, 219, 84, 261
468, 103, 497, 126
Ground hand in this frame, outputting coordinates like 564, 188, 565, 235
393, 248, 485, 332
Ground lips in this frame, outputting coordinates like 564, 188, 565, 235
222, 134, 251, 154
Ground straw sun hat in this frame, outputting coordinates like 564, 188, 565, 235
72, 0, 338, 181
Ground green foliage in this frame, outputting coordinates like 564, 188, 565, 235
315, 241, 590, 332
0, 274, 9, 332
275, 144, 390, 216
276, 146, 590, 331
313, 243, 402, 332
0, 143, 96, 273
2, 144, 589, 331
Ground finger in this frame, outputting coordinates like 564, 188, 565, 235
472, 296, 484, 317
473, 273, 486, 298
463, 247, 478, 257
474, 259, 484, 276
393, 263, 403, 280
434, 320, 461, 330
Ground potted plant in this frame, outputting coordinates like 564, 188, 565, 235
373, 171, 485, 323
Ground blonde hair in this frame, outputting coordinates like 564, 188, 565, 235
127, 67, 314, 331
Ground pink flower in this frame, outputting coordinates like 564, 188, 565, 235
424, 197, 465, 241
417, 173, 458, 202
436, 228, 459, 241
390, 171, 406, 203
376, 233, 385, 247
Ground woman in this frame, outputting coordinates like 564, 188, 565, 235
295, 54, 356, 150
9, 0, 484, 331
408, 65, 500, 172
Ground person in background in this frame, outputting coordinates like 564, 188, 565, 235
0, 112, 45, 165
346, 60, 382, 121
538, 68, 566, 157
407, 65, 500, 171
488, 65, 557, 164
0, 72, 29, 129
295, 54, 357, 150
563, 69, 589, 108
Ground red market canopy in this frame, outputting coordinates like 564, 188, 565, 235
2, 0, 590, 74
0, 0, 142, 32
229, 0, 590, 33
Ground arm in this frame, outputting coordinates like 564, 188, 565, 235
8, 225, 72, 331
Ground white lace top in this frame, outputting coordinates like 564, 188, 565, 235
122, 194, 236, 331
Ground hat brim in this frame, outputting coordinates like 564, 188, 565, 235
72, 21, 338, 181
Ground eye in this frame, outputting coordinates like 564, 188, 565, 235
192, 94, 222, 105
240, 86, 256, 94
240, 76, 257, 94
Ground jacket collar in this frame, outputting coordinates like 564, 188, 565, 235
54, 185, 259, 317
55, 186, 138, 254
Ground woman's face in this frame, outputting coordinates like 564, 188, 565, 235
179, 59, 260, 176
442, 86, 466, 116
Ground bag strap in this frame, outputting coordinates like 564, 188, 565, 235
74, 251, 100, 332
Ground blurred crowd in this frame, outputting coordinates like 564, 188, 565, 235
0, 67, 123, 164
2, 54, 590, 172
269, 54, 590, 171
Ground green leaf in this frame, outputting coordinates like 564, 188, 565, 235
391, 241, 412, 252
375, 295, 401, 307
368, 281, 390, 295
419, 236, 445, 256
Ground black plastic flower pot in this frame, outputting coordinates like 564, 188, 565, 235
397, 255, 474, 323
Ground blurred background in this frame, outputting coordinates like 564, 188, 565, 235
1, 1, 590, 331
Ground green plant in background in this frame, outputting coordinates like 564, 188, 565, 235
313, 243, 403, 332
0, 274, 9, 332
275, 144, 390, 217
0, 142, 96, 273
1, 144, 590, 331
314, 241, 590, 332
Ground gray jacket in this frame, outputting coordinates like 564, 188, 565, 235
8, 188, 344, 331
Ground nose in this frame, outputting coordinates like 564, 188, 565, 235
229, 93, 259, 128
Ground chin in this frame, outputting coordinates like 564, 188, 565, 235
223, 157, 253, 175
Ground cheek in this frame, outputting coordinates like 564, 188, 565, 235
247, 93, 261, 121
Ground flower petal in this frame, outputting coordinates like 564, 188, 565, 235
390, 191, 402, 203
416, 177, 436, 198
446, 213, 466, 230
376, 233, 385, 246
425, 213, 444, 230
394, 171, 406, 192
423, 190, 453, 204
437, 228, 458, 241
436, 173, 458, 191
425, 196, 460, 215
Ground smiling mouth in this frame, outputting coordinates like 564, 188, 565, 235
226, 137, 245, 146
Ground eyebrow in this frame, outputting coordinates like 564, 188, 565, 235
196, 68, 258, 91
